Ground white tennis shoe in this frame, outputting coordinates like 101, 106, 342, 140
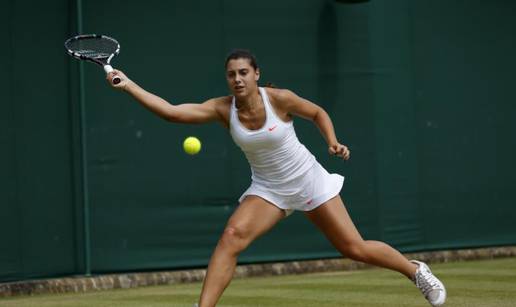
411, 260, 446, 306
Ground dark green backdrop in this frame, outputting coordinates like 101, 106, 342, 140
1, 0, 515, 282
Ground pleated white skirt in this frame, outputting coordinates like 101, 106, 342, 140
239, 162, 344, 216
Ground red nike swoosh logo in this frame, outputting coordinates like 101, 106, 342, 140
268, 125, 277, 131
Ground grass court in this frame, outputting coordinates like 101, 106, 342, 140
2, 258, 515, 307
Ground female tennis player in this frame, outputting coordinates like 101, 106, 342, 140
107, 49, 446, 307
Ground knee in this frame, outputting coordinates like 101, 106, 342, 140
343, 241, 369, 262
218, 226, 250, 254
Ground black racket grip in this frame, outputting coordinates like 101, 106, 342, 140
104, 65, 121, 85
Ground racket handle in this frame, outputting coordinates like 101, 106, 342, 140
104, 65, 121, 84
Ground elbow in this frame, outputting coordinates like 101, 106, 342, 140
312, 107, 325, 122
163, 105, 183, 123
164, 113, 179, 123
165, 113, 188, 123
165, 112, 196, 124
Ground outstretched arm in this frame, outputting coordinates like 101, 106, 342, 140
272, 89, 350, 160
107, 70, 223, 124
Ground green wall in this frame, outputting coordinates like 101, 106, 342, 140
1, 0, 515, 282
1, 0, 79, 280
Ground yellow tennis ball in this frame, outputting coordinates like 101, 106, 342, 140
183, 136, 201, 155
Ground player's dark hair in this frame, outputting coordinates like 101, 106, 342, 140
225, 49, 277, 88
225, 49, 258, 70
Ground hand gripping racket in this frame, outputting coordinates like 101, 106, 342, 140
64, 34, 121, 84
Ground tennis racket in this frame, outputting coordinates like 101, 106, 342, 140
64, 34, 121, 84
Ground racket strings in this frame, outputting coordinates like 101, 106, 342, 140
66, 37, 119, 59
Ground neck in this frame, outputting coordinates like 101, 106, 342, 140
235, 88, 261, 111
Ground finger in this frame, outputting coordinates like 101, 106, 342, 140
343, 151, 350, 160
337, 146, 347, 159
107, 71, 117, 81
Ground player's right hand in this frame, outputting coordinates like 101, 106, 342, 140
107, 69, 131, 90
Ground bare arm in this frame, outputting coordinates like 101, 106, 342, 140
271, 88, 350, 160
107, 70, 224, 124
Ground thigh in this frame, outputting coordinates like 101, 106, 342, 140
225, 195, 286, 241
303, 195, 364, 248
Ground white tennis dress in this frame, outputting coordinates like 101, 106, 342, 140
229, 87, 344, 215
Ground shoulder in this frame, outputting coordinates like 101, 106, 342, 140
264, 87, 300, 113
264, 87, 322, 120
263, 87, 299, 120
200, 95, 232, 112
207, 95, 232, 107
264, 87, 299, 109
264, 87, 297, 103
208, 96, 232, 127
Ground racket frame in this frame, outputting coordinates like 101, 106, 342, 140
64, 34, 121, 83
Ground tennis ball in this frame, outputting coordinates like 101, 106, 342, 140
183, 136, 201, 155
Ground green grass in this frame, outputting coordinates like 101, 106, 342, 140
2, 258, 516, 307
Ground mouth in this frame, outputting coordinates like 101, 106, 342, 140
234, 85, 245, 91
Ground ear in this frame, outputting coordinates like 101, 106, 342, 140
255, 68, 260, 81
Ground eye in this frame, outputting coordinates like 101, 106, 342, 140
227, 71, 235, 78
239, 69, 248, 76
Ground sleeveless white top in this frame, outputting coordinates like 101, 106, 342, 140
229, 87, 316, 187
229, 87, 344, 214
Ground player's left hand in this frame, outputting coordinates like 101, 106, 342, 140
329, 143, 350, 160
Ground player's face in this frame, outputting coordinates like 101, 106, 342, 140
226, 59, 260, 98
